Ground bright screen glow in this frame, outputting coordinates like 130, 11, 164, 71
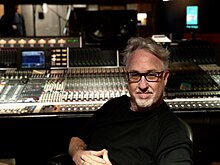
137, 13, 147, 26
186, 5, 198, 29
21, 51, 45, 69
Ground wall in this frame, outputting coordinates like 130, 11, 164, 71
21, 5, 69, 36
20, 3, 156, 38
0, 5, 3, 16
157, 0, 220, 42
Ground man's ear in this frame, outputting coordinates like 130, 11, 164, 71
164, 70, 169, 86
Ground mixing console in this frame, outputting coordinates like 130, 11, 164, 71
166, 63, 220, 98
0, 38, 219, 115
0, 67, 128, 114
0, 66, 219, 114
168, 41, 217, 64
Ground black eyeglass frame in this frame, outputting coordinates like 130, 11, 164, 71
126, 71, 165, 83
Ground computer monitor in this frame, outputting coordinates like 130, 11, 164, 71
21, 50, 45, 69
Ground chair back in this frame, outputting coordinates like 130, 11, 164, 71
47, 153, 74, 165
178, 117, 193, 143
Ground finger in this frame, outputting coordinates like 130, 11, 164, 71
90, 149, 106, 156
103, 150, 109, 161
81, 157, 86, 165
82, 151, 105, 164
81, 150, 103, 160
87, 154, 106, 164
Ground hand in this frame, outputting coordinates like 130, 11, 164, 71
103, 149, 112, 165
73, 149, 112, 165
12, 25, 17, 30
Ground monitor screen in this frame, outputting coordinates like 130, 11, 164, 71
186, 5, 198, 29
21, 50, 45, 69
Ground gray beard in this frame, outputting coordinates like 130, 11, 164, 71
135, 97, 153, 109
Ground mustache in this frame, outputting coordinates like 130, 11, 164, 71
135, 89, 153, 94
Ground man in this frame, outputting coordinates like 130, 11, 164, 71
0, 4, 26, 37
68, 37, 193, 165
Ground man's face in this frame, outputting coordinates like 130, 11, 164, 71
126, 49, 169, 111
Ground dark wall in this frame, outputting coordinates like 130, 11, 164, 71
198, 0, 220, 33
157, 0, 220, 40
69, 10, 138, 49
0, 116, 92, 165
157, 1, 185, 40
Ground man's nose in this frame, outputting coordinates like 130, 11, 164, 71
138, 76, 149, 88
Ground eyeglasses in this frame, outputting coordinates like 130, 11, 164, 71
127, 71, 164, 83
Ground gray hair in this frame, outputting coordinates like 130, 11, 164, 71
122, 37, 170, 70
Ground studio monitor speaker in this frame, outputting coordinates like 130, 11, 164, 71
83, 10, 138, 48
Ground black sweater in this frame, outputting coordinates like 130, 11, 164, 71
78, 95, 193, 165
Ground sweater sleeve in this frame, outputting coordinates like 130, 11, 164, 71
155, 113, 193, 165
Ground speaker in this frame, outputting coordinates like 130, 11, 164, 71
69, 9, 86, 36
83, 10, 138, 48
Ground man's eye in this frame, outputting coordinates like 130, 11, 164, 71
148, 73, 157, 77
131, 73, 139, 77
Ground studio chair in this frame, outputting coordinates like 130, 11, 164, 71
46, 153, 74, 165
178, 117, 193, 143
